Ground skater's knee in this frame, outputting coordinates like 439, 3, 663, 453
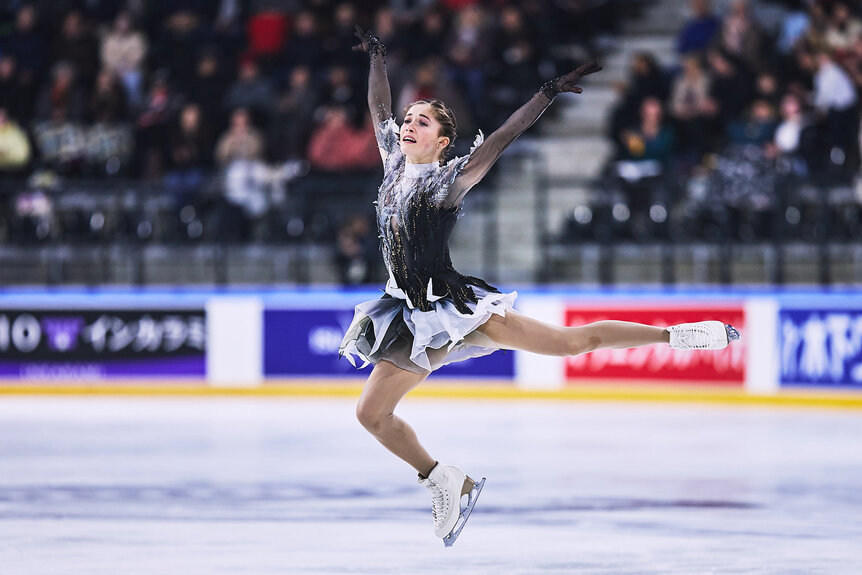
355, 401, 390, 434
565, 327, 602, 356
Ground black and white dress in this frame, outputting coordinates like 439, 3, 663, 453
339, 119, 517, 374
340, 40, 559, 374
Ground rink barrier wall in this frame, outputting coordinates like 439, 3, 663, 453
1, 287, 860, 400
1, 383, 862, 409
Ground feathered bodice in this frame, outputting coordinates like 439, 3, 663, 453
374, 119, 494, 314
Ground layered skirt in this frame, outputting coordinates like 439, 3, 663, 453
339, 285, 517, 374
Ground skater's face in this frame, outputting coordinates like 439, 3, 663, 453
400, 103, 449, 164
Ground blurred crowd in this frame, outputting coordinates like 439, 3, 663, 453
0, 1, 621, 176
0, 0, 623, 282
599, 0, 862, 243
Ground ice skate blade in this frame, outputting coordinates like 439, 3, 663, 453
726, 324, 741, 342
443, 477, 485, 548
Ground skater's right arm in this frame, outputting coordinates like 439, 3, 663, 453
353, 26, 394, 163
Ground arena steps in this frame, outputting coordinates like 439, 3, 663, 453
490, 3, 682, 282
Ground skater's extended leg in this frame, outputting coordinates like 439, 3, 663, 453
476, 310, 669, 356
355, 360, 436, 475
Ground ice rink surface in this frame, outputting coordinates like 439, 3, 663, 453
1, 395, 861, 575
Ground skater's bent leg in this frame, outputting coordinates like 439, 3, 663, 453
477, 310, 670, 356
356, 360, 436, 476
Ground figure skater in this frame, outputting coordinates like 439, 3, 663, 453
341, 27, 741, 547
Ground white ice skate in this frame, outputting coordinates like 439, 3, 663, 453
668, 321, 741, 351
419, 463, 486, 547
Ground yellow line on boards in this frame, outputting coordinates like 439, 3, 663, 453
0, 382, 861, 409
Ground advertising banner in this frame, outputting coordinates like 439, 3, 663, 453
564, 306, 746, 384
779, 308, 862, 387
264, 309, 515, 378
0, 309, 206, 379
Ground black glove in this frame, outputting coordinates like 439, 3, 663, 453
352, 25, 386, 57
541, 61, 603, 99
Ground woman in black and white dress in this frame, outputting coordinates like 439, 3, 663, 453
340, 28, 741, 546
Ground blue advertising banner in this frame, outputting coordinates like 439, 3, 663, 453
779, 309, 862, 387
0, 309, 206, 378
264, 309, 515, 378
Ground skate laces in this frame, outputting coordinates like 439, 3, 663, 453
677, 323, 728, 349
425, 479, 450, 528
680, 324, 712, 349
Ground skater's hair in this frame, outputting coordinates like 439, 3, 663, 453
403, 99, 457, 166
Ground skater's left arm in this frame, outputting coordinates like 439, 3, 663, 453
445, 62, 602, 206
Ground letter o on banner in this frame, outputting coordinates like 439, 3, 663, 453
12, 314, 41, 353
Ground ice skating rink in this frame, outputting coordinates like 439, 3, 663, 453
1, 395, 860, 575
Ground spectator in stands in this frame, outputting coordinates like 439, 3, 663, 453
824, 1, 862, 60
613, 97, 676, 240
34, 61, 86, 122
306, 105, 378, 172
101, 11, 148, 110
323, 2, 364, 71
487, 5, 542, 119
137, 74, 179, 179
609, 53, 670, 155
727, 99, 778, 148
166, 103, 212, 206
4, 4, 47, 89
187, 51, 229, 130
282, 11, 324, 73
812, 48, 858, 169
84, 69, 133, 175
318, 64, 362, 123
215, 108, 265, 167
706, 48, 752, 125
787, 45, 817, 92
0, 55, 33, 123
620, 97, 677, 165
627, 52, 670, 105
373, 6, 410, 74
269, 65, 317, 161
0, 108, 31, 173
152, 9, 206, 91
802, 1, 830, 53
51, 10, 99, 91
222, 58, 276, 121
717, 0, 763, 71
753, 71, 781, 107
772, 92, 815, 173
446, 5, 492, 125
520, 0, 558, 58
211, 0, 246, 62
677, 0, 721, 55
409, 8, 448, 64
88, 69, 128, 124
670, 55, 716, 153
216, 105, 270, 239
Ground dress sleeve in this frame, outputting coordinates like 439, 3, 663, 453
366, 49, 396, 158
443, 90, 554, 206
376, 117, 400, 156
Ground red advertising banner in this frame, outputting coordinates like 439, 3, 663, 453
564, 306, 746, 384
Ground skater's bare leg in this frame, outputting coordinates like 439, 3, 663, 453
477, 310, 669, 356
356, 360, 436, 476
